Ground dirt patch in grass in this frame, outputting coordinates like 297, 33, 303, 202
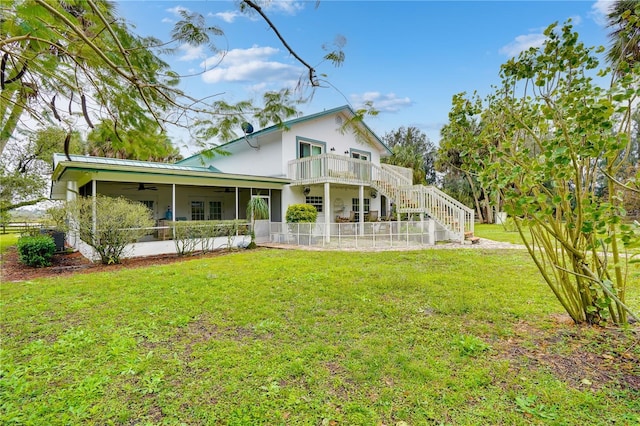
496, 315, 640, 392
0, 246, 251, 282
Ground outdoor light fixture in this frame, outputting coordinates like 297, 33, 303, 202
370, 189, 378, 199
303, 186, 311, 196
330, 147, 335, 151
344, 150, 349, 155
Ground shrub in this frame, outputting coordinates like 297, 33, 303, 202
17, 235, 56, 267
285, 204, 317, 223
172, 220, 247, 255
66, 195, 154, 264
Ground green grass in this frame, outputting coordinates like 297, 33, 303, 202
1, 248, 639, 425
474, 223, 528, 245
0, 233, 19, 254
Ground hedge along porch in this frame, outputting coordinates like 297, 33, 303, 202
50, 154, 287, 259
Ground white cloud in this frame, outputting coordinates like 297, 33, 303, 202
568, 15, 583, 26
350, 92, 412, 113
264, 1, 305, 15
499, 33, 547, 57
162, 5, 191, 24
210, 11, 243, 23
590, 0, 614, 25
200, 45, 302, 85
178, 44, 206, 61
166, 5, 191, 17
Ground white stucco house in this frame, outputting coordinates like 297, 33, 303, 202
50, 105, 473, 258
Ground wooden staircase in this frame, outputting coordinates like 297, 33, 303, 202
371, 164, 475, 243
464, 231, 480, 245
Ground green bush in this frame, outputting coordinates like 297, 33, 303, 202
285, 204, 317, 223
17, 235, 56, 267
66, 195, 155, 264
171, 220, 248, 255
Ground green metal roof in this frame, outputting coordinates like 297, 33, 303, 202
53, 153, 220, 173
51, 154, 289, 187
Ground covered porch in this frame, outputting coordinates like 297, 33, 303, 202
50, 154, 287, 258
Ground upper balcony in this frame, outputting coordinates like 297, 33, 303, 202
287, 153, 412, 188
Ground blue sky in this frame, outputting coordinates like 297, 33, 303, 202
115, 0, 616, 154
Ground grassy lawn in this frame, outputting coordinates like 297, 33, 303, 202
474, 223, 528, 245
0, 232, 19, 254
1, 248, 639, 425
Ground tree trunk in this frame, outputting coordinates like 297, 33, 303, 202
465, 172, 485, 223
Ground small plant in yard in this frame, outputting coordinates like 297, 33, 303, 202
16, 234, 56, 267
285, 204, 317, 243
246, 195, 269, 249
455, 334, 491, 356
285, 203, 318, 224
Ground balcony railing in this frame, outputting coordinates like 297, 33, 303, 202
287, 154, 474, 242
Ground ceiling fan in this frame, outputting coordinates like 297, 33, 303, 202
126, 183, 158, 191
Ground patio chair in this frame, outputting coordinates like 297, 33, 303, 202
349, 211, 356, 222
367, 210, 378, 222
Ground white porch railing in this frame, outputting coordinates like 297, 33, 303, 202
288, 154, 475, 242
269, 221, 439, 249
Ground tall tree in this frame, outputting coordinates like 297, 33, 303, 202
0, 127, 82, 212
606, 0, 640, 74
437, 93, 495, 223
605, 1, 640, 218
381, 126, 436, 185
0, 0, 345, 156
475, 21, 639, 325
85, 121, 183, 162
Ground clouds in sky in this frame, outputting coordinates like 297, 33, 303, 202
178, 44, 206, 61
209, 10, 244, 24
350, 92, 412, 113
499, 32, 547, 57
499, 0, 609, 58
590, 0, 614, 25
200, 46, 302, 86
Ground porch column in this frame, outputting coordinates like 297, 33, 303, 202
91, 179, 97, 243
324, 182, 331, 243
359, 185, 364, 235
171, 184, 176, 221
235, 187, 239, 220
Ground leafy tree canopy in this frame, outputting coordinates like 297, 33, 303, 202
381, 126, 436, 185
0, 0, 346, 158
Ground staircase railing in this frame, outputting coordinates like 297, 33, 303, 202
288, 154, 474, 241
369, 164, 474, 242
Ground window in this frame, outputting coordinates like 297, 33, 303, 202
305, 196, 323, 213
299, 140, 323, 158
208, 201, 222, 220
191, 201, 205, 220
352, 198, 370, 221
351, 151, 369, 161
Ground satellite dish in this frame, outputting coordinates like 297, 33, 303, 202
241, 122, 254, 134
241, 122, 258, 150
